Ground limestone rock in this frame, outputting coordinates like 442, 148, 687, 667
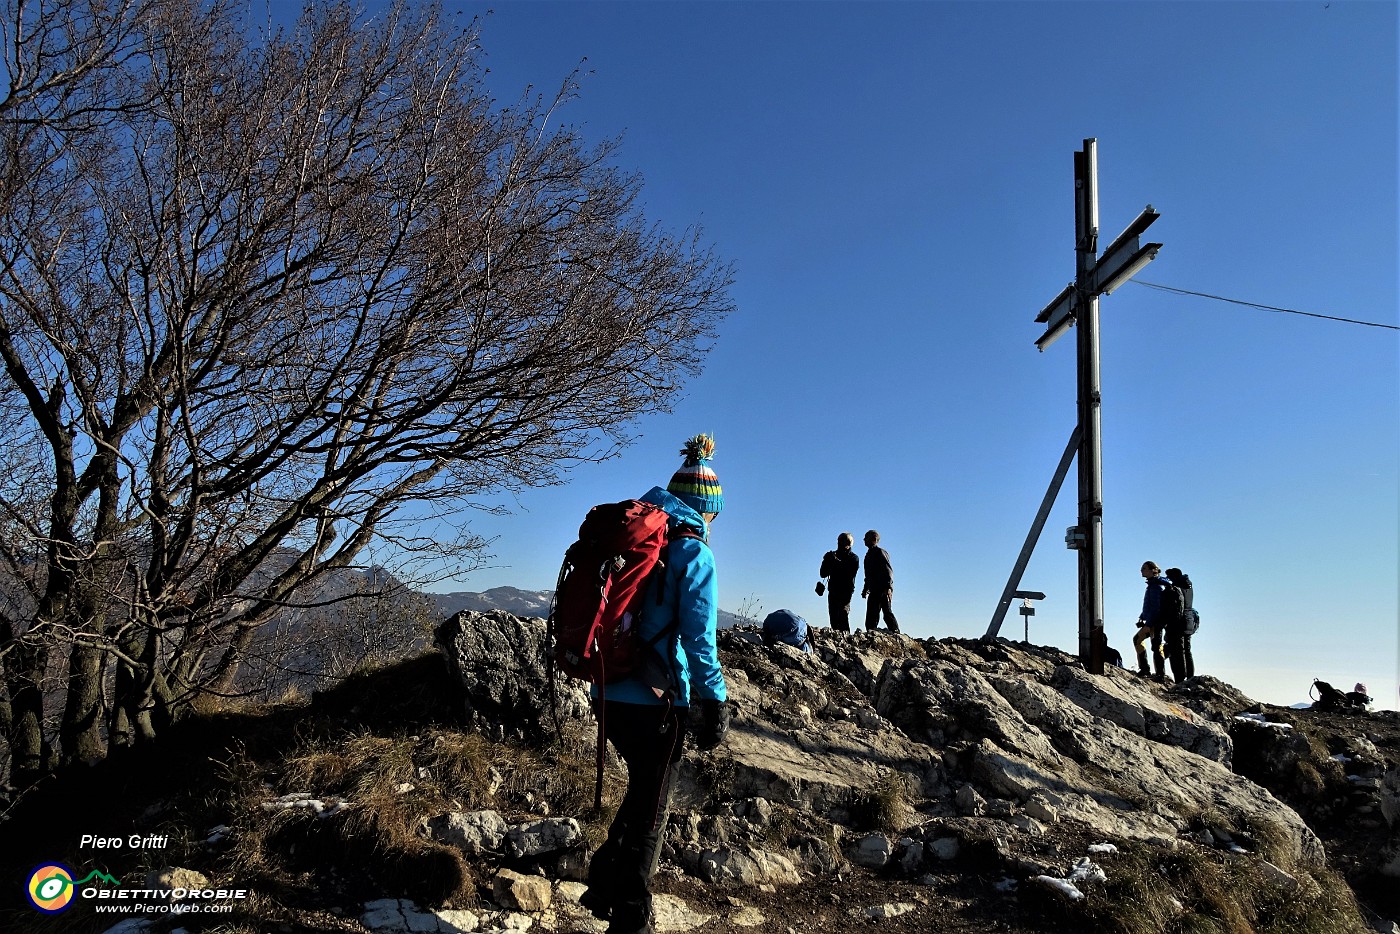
652, 893, 713, 932
434, 611, 592, 741
424, 615, 1371, 926
142, 868, 208, 902
504, 818, 582, 859
492, 869, 552, 912
428, 810, 508, 856
848, 832, 893, 869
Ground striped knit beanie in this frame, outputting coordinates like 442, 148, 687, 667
667, 434, 723, 517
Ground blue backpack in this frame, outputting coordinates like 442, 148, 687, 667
762, 609, 812, 653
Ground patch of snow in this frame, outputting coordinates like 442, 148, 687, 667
1234, 713, 1292, 730
262, 793, 348, 818
1032, 875, 1085, 901
1069, 857, 1107, 885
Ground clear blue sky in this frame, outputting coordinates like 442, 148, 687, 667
348, 1, 1398, 710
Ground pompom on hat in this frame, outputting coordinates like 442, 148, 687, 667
668, 433, 723, 517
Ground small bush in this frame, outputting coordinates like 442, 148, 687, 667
849, 770, 910, 834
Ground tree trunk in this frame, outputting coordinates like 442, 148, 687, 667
4, 638, 51, 789
60, 641, 107, 766
112, 625, 155, 747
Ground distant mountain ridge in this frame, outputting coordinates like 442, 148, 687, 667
428, 586, 554, 619
427, 585, 747, 629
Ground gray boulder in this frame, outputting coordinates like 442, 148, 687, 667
434, 610, 592, 741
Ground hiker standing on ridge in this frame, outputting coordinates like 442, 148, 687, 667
1163, 567, 1196, 683
1133, 561, 1169, 682
581, 434, 729, 934
819, 532, 860, 633
860, 529, 900, 633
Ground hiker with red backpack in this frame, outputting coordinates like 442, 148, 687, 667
577, 435, 729, 934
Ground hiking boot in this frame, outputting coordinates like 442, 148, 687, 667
579, 887, 613, 921
607, 905, 653, 934
607, 921, 655, 934
1136, 667, 1151, 677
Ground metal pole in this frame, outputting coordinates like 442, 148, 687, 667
1075, 139, 1106, 674
984, 426, 1081, 640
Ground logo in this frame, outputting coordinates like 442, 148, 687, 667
27, 864, 76, 913
26, 864, 121, 914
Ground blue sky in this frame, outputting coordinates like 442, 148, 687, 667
350, 2, 1397, 710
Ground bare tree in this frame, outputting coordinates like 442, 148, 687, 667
0, 0, 733, 787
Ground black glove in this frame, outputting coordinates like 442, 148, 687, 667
693, 698, 730, 751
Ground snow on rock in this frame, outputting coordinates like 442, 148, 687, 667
261, 792, 348, 817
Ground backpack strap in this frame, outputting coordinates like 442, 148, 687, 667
654, 525, 704, 605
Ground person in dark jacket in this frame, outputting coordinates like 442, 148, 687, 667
860, 529, 900, 633
819, 532, 860, 633
1163, 567, 1196, 683
581, 435, 729, 934
1133, 561, 1169, 681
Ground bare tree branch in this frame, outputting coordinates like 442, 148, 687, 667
0, 0, 732, 783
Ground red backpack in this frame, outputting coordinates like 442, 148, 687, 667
547, 498, 699, 807
550, 499, 674, 684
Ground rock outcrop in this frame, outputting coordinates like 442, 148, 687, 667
427, 611, 1393, 931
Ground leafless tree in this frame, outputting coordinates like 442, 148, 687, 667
0, 0, 733, 788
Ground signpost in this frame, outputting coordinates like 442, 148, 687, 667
1015, 590, 1044, 642
985, 139, 1162, 675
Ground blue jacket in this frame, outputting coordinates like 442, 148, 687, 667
596, 486, 727, 708
1140, 576, 1169, 627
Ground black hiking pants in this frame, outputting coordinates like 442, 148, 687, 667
864, 587, 900, 633
586, 700, 685, 932
1165, 626, 1194, 683
828, 587, 854, 633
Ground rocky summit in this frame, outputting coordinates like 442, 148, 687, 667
9, 610, 1396, 934
433, 610, 1400, 934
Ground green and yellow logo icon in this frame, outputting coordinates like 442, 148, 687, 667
26, 864, 121, 913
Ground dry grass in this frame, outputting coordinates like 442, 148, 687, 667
1024, 837, 1371, 934
224, 731, 539, 911
850, 768, 911, 835
211, 703, 621, 920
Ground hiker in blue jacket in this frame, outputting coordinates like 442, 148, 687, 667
582, 435, 729, 934
1133, 561, 1170, 681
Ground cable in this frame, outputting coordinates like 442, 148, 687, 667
1132, 280, 1399, 331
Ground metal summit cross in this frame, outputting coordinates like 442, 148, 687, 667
985, 139, 1162, 675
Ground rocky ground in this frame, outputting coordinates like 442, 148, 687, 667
655, 865, 1060, 932
1229, 700, 1400, 924
649, 669, 1400, 934
2, 613, 1396, 934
